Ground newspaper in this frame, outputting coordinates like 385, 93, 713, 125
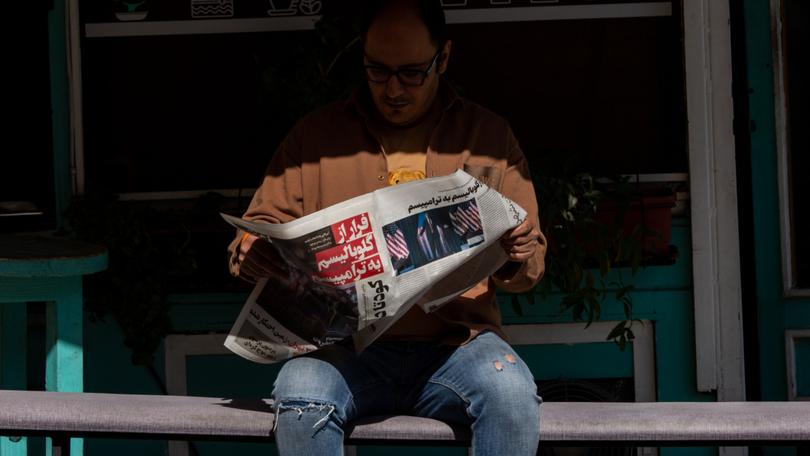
221, 169, 526, 363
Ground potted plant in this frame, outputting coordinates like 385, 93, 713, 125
517, 155, 675, 349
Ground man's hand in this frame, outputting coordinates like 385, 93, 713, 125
237, 233, 288, 281
499, 219, 540, 263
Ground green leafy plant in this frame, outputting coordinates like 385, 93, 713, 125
515, 159, 649, 349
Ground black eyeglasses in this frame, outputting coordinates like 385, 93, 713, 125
364, 49, 442, 87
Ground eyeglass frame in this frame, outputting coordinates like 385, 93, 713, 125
363, 48, 443, 87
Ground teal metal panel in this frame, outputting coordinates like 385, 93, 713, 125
652, 293, 714, 403
785, 300, 810, 327
515, 343, 634, 380
83, 319, 167, 395
0, 304, 27, 389
167, 293, 248, 333
186, 354, 283, 397
795, 337, 810, 397
744, 0, 790, 402
0, 437, 27, 456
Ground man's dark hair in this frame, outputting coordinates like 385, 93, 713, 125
360, 0, 448, 48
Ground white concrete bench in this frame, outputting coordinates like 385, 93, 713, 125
1, 390, 809, 455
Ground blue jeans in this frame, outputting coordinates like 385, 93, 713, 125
272, 331, 541, 455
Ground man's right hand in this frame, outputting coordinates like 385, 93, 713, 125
237, 233, 289, 281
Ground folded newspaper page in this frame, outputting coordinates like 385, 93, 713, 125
222, 169, 527, 363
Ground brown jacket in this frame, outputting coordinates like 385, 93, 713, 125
228, 82, 546, 344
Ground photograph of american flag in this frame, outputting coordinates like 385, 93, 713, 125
382, 198, 486, 275
384, 224, 410, 260
449, 200, 483, 237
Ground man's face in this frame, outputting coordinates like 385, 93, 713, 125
364, 12, 450, 126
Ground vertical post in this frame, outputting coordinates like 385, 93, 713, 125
45, 291, 84, 392
682, 0, 746, 398
48, 0, 78, 227
50, 436, 71, 456
45, 278, 84, 456
1, 303, 28, 456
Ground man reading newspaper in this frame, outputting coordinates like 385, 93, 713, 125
227, 1, 547, 454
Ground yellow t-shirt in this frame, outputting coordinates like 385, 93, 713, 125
379, 120, 431, 184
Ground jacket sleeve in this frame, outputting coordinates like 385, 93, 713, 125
226, 120, 306, 280
490, 127, 547, 293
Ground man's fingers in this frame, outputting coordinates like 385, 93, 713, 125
238, 233, 258, 262
501, 232, 538, 247
503, 237, 538, 262
509, 250, 535, 262
502, 218, 543, 251
498, 219, 541, 263
507, 241, 536, 254
501, 219, 533, 241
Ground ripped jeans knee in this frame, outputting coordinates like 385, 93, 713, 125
273, 399, 339, 436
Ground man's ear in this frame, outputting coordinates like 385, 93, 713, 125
438, 40, 452, 74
